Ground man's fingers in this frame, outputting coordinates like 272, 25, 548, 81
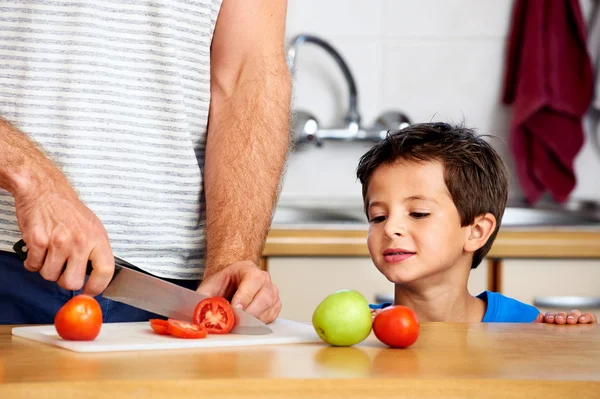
38, 248, 68, 282
57, 252, 88, 291
244, 283, 278, 318
566, 309, 582, 325
38, 231, 71, 282
258, 298, 282, 324
196, 263, 282, 324
230, 270, 268, 311
22, 232, 49, 272
82, 241, 114, 296
196, 272, 231, 299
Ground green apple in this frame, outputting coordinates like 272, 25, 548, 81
312, 289, 373, 347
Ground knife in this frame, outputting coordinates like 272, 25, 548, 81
12, 239, 272, 335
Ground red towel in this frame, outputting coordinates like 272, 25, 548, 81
502, 0, 593, 204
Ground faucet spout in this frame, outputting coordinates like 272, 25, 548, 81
287, 34, 360, 128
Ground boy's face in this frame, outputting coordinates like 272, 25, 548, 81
366, 160, 471, 286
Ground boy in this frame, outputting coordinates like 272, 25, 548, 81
358, 122, 597, 324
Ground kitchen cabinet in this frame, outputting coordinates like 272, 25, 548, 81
263, 227, 600, 322
268, 256, 489, 322
501, 259, 600, 316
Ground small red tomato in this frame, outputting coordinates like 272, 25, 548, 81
373, 305, 420, 348
54, 294, 103, 341
193, 296, 236, 334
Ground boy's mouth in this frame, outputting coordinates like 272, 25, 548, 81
383, 248, 415, 263
383, 248, 415, 256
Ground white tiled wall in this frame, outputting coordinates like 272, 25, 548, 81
280, 0, 600, 206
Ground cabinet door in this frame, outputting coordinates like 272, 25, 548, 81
268, 256, 489, 323
501, 260, 600, 316
268, 257, 392, 322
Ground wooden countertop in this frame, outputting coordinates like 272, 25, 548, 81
264, 226, 600, 258
1, 322, 599, 398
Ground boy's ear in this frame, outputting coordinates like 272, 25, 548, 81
464, 213, 496, 253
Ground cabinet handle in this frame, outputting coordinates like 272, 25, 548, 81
533, 296, 600, 309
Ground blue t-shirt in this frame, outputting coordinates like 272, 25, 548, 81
369, 291, 540, 323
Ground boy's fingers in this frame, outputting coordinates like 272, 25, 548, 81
533, 313, 545, 323
566, 309, 581, 324
554, 312, 568, 325
544, 312, 556, 324
580, 313, 598, 324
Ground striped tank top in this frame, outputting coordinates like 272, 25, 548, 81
0, 0, 223, 279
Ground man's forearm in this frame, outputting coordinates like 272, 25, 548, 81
203, 59, 292, 276
0, 118, 60, 197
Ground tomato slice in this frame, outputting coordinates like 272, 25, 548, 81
149, 319, 169, 335
193, 296, 236, 334
150, 323, 169, 335
166, 319, 207, 339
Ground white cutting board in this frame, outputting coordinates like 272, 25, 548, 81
11, 318, 322, 353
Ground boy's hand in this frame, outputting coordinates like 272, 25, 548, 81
371, 308, 383, 319
534, 309, 598, 324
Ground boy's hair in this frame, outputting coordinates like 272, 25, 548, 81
356, 122, 508, 269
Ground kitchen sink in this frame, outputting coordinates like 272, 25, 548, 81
501, 205, 600, 227
271, 205, 366, 225
271, 200, 600, 228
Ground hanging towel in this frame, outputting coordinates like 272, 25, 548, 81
586, 1, 600, 155
502, 0, 594, 204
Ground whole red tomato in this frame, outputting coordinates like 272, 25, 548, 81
373, 305, 419, 348
54, 294, 103, 341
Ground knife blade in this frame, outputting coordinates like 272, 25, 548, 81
12, 239, 272, 335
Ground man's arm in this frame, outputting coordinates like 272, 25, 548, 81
0, 117, 114, 294
0, 118, 57, 195
203, 0, 291, 275
196, 0, 290, 323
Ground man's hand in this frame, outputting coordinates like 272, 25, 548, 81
196, 261, 281, 324
534, 309, 598, 324
15, 172, 114, 296
0, 118, 114, 296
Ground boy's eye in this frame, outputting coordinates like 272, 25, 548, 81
369, 216, 386, 224
410, 212, 430, 219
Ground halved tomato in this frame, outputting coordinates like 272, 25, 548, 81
193, 296, 235, 334
149, 319, 169, 335
166, 319, 207, 339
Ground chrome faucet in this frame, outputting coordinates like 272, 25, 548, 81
287, 34, 411, 147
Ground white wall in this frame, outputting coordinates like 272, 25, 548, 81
279, 0, 599, 208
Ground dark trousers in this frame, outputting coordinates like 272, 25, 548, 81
0, 251, 198, 324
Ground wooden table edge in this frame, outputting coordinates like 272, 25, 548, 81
2, 378, 599, 399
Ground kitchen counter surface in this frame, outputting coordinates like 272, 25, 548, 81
1, 322, 599, 398
264, 225, 600, 258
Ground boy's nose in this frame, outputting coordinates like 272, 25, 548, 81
383, 217, 406, 238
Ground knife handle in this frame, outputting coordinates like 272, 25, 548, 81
12, 238, 150, 278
